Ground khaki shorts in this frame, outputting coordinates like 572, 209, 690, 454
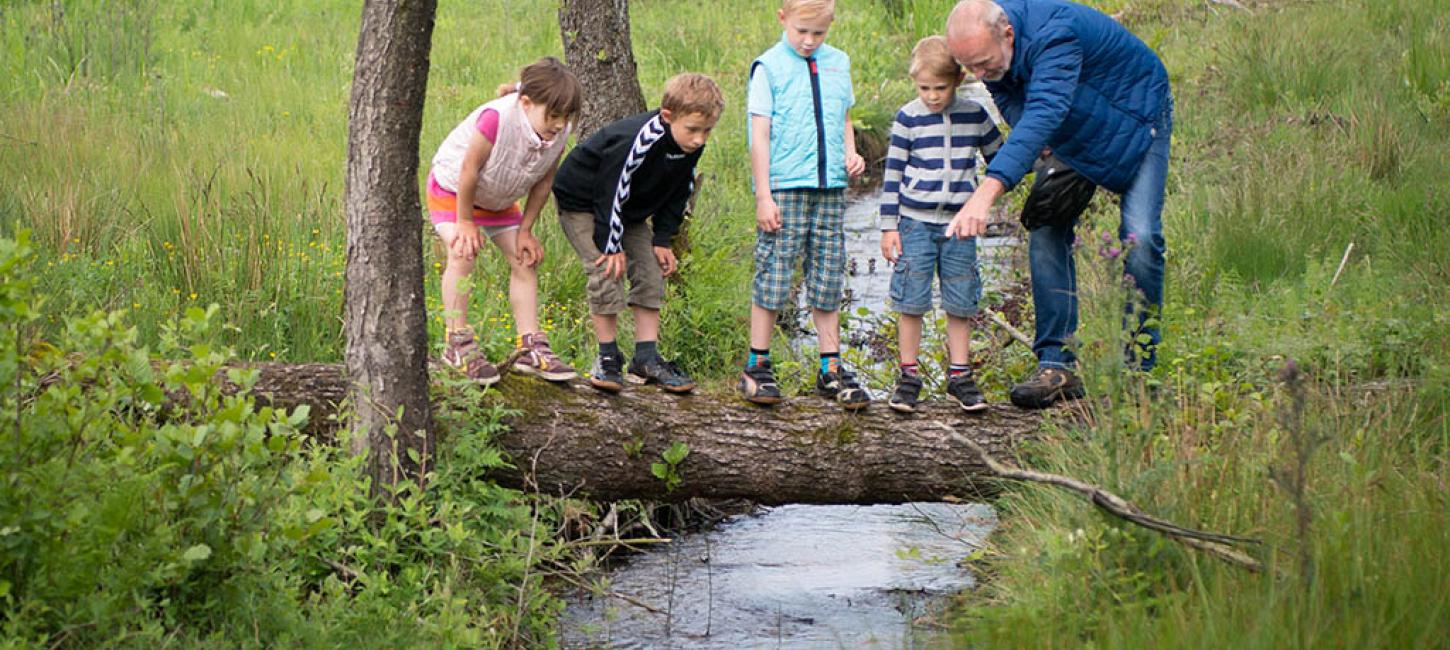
558, 209, 664, 314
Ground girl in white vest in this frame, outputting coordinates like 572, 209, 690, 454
425, 57, 582, 387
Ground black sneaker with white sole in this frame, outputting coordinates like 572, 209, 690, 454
588, 353, 626, 394
739, 360, 783, 405
947, 373, 989, 413
627, 355, 696, 394
888, 373, 923, 413
817, 368, 870, 411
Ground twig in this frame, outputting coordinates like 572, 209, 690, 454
551, 568, 667, 615
938, 424, 1267, 573
986, 308, 1033, 348
1206, 0, 1249, 11
321, 557, 362, 582
0, 132, 39, 146
492, 347, 530, 379
1329, 241, 1354, 288
562, 536, 673, 549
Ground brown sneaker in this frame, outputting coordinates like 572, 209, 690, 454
1009, 366, 1085, 409
442, 329, 500, 387
513, 332, 577, 382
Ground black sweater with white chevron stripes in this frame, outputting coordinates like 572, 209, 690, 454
553, 110, 703, 251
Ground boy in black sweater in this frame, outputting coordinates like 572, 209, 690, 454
553, 73, 724, 394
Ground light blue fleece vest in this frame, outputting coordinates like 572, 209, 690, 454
749, 35, 853, 190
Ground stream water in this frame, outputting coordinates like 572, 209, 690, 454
560, 503, 996, 649
562, 84, 1015, 648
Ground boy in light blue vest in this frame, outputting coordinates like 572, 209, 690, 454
739, 0, 868, 410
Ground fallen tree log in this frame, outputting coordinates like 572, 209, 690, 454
228, 363, 1044, 504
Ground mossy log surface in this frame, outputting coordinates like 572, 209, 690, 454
232, 363, 1045, 504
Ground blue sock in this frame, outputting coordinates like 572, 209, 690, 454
820, 352, 841, 375
748, 348, 770, 367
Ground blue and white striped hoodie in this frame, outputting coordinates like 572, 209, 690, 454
879, 95, 1003, 230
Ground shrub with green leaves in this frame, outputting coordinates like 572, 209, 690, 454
0, 234, 564, 647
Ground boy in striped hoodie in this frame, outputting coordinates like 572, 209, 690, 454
553, 73, 724, 395
879, 36, 1003, 413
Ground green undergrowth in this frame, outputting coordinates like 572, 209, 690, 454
0, 234, 571, 647
944, 0, 1450, 646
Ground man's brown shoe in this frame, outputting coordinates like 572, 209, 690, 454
1009, 366, 1085, 409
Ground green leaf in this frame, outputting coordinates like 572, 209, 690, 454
287, 404, 312, 427
650, 463, 669, 480
182, 544, 212, 563
662, 441, 689, 466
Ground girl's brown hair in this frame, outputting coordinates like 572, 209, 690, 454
518, 56, 583, 119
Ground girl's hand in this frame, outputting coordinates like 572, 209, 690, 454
755, 196, 781, 233
653, 246, 678, 277
451, 223, 483, 258
846, 152, 866, 178
880, 230, 901, 263
515, 229, 543, 267
594, 252, 627, 280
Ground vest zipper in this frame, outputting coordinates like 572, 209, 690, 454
807, 56, 826, 188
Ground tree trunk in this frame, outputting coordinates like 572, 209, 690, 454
230, 364, 1042, 504
343, 0, 437, 496
559, 0, 647, 140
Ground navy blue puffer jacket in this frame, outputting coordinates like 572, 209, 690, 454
983, 0, 1171, 194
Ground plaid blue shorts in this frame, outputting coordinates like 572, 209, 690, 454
752, 188, 847, 312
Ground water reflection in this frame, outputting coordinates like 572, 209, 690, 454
562, 503, 996, 649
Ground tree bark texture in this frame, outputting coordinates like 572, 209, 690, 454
230, 364, 1043, 505
559, 0, 647, 140
343, 0, 438, 494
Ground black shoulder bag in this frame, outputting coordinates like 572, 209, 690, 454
1019, 153, 1097, 231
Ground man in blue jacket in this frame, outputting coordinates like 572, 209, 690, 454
944, 0, 1173, 408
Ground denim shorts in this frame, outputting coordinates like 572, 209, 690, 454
888, 216, 981, 318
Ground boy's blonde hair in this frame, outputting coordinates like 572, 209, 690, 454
661, 73, 725, 119
782, 0, 835, 20
909, 36, 963, 82
518, 56, 583, 120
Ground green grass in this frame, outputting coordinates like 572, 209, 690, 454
1, 0, 1448, 647
941, 0, 1450, 646
0, 0, 946, 369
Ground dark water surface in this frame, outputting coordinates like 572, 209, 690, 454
561, 503, 996, 649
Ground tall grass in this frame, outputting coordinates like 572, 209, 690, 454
0, 0, 948, 369
946, 0, 1450, 646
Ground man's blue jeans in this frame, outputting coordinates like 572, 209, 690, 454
1029, 100, 1172, 371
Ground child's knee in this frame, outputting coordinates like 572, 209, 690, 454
446, 249, 477, 271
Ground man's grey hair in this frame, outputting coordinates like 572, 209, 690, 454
947, 0, 1010, 40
